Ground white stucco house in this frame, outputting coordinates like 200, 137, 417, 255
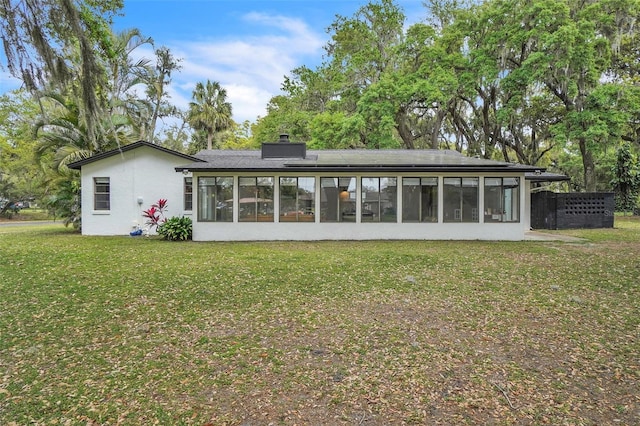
68, 141, 203, 235
69, 136, 564, 240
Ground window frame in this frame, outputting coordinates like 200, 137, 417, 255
361, 177, 397, 222
443, 177, 479, 223
197, 176, 234, 222
239, 176, 274, 222
484, 177, 520, 223
93, 177, 110, 211
402, 177, 438, 223
184, 177, 193, 211
320, 177, 356, 222
278, 176, 315, 222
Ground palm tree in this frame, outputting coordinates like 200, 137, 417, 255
187, 80, 233, 150
105, 28, 152, 105
34, 93, 134, 172
102, 28, 154, 142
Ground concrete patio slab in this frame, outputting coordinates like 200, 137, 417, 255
525, 231, 586, 242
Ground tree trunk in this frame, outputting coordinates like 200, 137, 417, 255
579, 138, 596, 191
395, 110, 415, 149
428, 109, 447, 150
207, 132, 213, 150
149, 80, 164, 142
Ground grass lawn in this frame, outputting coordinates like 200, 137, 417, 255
0, 208, 53, 222
1, 219, 639, 425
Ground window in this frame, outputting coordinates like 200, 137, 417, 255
320, 177, 356, 222
279, 177, 315, 222
239, 177, 274, 222
361, 177, 397, 222
402, 177, 438, 222
443, 177, 479, 222
484, 177, 520, 222
184, 177, 193, 211
94, 177, 110, 210
198, 177, 233, 222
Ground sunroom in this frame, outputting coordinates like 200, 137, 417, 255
176, 136, 541, 241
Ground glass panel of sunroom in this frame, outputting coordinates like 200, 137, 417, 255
504, 178, 520, 222
402, 178, 421, 222
279, 177, 315, 222
361, 178, 379, 222
361, 177, 397, 222
380, 178, 397, 222
403, 177, 438, 223
297, 177, 316, 220
239, 177, 274, 222
443, 178, 461, 222
443, 177, 478, 222
279, 177, 298, 221
198, 177, 233, 222
421, 178, 438, 222
484, 178, 503, 222
484, 177, 519, 222
198, 177, 216, 221
216, 177, 234, 222
461, 178, 479, 222
320, 178, 339, 222
320, 177, 355, 222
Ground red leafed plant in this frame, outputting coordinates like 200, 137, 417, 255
142, 199, 168, 230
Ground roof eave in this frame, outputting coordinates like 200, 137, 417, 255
178, 165, 541, 174
68, 141, 204, 170
525, 172, 571, 182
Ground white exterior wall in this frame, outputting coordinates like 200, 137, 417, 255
80, 147, 192, 235
192, 172, 528, 241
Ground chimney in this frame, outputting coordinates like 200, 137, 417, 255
261, 133, 306, 159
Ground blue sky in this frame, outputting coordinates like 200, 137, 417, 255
1, 0, 428, 125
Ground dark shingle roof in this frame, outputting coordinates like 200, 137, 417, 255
68, 141, 204, 170
177, 149, 545, 174
69, 139, 567, 181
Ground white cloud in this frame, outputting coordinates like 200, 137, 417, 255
170, 12, 324, 123
226, 83, 271, 122
0, 11, 325, 125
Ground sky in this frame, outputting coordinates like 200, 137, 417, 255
1, 0, 429, 126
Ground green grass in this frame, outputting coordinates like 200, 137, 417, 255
1, 218, 639, 425
0, 208, 53, 221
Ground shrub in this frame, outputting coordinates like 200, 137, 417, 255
142, 198, 168, 231
157, 216, 192, 241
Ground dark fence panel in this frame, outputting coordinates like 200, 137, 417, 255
531, 192, 614, 230
530, 191, 556, 230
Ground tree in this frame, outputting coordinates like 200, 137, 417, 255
249, 0, 640, 187
612, 142, 640, 214
0, 91, 47, 215
43, 170, 81, 228
325, 0, 407, 148
34, 93, 132, 172
159, 119, 190, 153
251, 66, 335, 144
186, 80, 233, 150
144, 46, 182, 142
104, 28, 152, 108
1, 0, 124, 145
219, 120, 257, 150
529, 0, 640, 191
